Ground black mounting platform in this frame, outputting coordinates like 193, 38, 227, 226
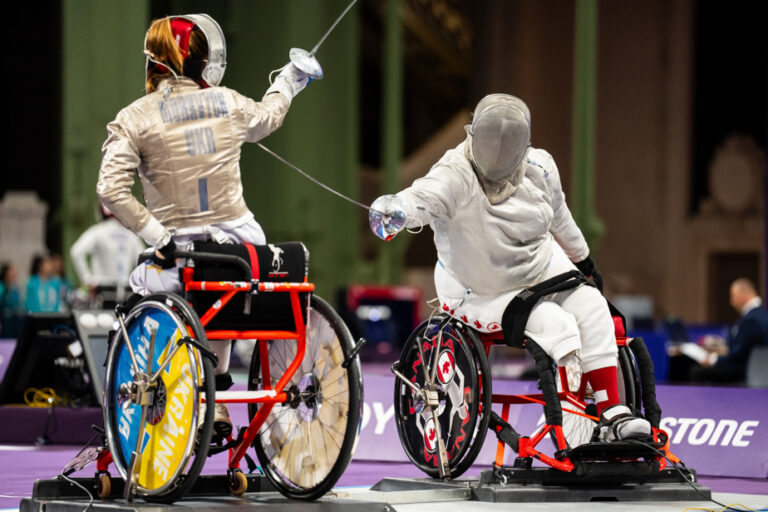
369, 463, 710, 504
474, 465, 711, 502
20, 475, 394, 512
25, 474, 274, 503
18, 466, 712, 510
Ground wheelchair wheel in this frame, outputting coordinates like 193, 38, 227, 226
394, 316, 491, 479
103, 292, 215, 503
557, 345, 640, 448
247, 295, 362, 500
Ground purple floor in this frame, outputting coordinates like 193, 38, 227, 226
1, 443, 766, 510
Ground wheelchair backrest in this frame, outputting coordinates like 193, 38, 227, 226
190, 241, 308, 283
186, 241, 310, 332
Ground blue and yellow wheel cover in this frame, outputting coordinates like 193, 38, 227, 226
112, 308, 200, 491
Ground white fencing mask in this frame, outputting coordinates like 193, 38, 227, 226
466, 94, 531, 204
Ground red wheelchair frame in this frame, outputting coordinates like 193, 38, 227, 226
97, 248, 362, 502
475, 327, 675, 474
393, 293, 676, 482
179, 266, 314, 475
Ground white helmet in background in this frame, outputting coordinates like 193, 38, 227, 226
466, 94, 531, 204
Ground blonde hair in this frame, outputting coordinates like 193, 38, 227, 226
145, 17, 209, 94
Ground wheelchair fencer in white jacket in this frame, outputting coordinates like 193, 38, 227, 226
370, 93, 650, 442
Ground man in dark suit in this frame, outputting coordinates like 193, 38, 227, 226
691, 278, 768, 383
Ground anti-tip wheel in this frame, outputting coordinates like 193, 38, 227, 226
96, 473, 111, 500
228, 471, 248, 496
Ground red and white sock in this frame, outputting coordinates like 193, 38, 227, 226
585, 365, 620, 416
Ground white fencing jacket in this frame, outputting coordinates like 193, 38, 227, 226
70, 218, 146, 287
398, 143, 590, 297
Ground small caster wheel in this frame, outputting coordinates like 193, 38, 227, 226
96, 473, 111, 499
228, 471, 248, 496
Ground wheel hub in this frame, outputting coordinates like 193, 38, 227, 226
116, 373, 165, 423
296, 372, 322, 421
146, 377, 167, 425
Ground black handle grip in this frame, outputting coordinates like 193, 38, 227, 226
137, 250, 252, 282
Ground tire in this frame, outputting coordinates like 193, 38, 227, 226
618, 345, 641, 415
393, 316, 490, 479
458, 326, 493, 474
557, 345, 639, 448
248, 295, 362, 500
103, 292, 215, 503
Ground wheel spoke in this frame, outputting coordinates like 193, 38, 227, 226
150, 341, 182, 382
319, 388, 350, 405
315, 418, 345, 449
313, 418, 333, 472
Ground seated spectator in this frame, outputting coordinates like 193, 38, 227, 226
690, 278, 768, 383
25, 254, 60, 313
0, 262, 23, 338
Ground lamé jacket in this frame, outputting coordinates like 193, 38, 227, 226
97, 77, 290, 247
397, 143, 590, 296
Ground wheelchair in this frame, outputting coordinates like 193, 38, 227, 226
391, 270, 676, 481
97, 242, 364, 502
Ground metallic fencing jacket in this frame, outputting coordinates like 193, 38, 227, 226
97, 77, 291, 247
397, 144, 590, 296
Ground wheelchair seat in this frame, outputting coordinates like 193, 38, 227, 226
186, 241, 310, 331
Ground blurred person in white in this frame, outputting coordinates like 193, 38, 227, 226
70, 204, 145, 306
96, 13, 319, 441
370, 93, 651, 443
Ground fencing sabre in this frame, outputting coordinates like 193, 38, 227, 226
257, 0, 412, 239
258, 0, 371, 212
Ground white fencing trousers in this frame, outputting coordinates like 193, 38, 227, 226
128, 214, 267, 375
435, 243, 617, 373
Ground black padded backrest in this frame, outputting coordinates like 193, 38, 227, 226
187, 242, 309, 331
191, 241, 308, 283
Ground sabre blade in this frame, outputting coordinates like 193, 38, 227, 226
310, 0, 359, 56
257, 143, 373, 212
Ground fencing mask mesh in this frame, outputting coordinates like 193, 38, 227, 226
467, 94, 531, 204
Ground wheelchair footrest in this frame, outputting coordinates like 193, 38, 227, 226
567, 440, 666, 462
483, 461, 668, 485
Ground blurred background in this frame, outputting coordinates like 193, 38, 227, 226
0, 0, 766, 384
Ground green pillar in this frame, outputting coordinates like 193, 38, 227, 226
61, 0, 149, 283
378, 0, 406, 284
224, 1, 360, 297
570, 0, 604, 251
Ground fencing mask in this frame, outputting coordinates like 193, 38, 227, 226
466, 94, 531, 204
144, 13, 227, 87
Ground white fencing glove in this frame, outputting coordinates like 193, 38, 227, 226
266, 63, 313, 99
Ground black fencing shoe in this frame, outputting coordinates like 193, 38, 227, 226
199, 402, 233, 444
594, 404, 652, 443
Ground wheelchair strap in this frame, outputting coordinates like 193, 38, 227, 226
501, 270, 589, 347
243, 243, 260, 280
